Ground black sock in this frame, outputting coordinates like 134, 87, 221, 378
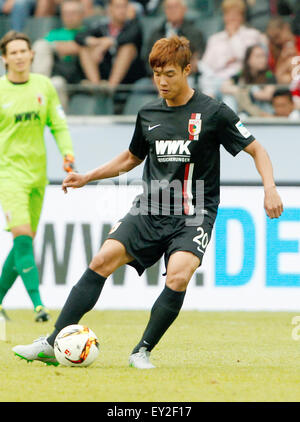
132, 285, 186, 354
47, 268, 106, 347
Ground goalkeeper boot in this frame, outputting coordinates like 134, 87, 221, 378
35, 305, 50, 322
0, 305, 10, 321
12, 336, 58, 366
129, 346, 155, 369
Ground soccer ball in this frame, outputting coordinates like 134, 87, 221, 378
54, 324, 100, 367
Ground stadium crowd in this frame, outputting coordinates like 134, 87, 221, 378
1, 0, 300, 117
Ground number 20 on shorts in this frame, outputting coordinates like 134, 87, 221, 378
193, 226, 209, 253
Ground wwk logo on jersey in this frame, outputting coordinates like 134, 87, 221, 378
188, 112, 202, 141
155, 140, 191, 162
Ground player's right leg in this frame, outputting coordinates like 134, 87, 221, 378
12, 239, 133, 364
46, 239, 134, 345
0, 189, 19, 320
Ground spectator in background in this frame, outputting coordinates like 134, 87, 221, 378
75, 0, 145, 89
0, 0, 95, 32
272, 87, 300, 119
242, 0, 271, 32
32, 0, 86, 110
0, 0, 97, 31
243, 0, 298, 22
201, 0, 266, 97
266, 17, 300, 84
146, 0, 205, 69
221, 44, 275, 117
131, 0, 162, 16
0, 0, 43, 31
30, 0, 101, 18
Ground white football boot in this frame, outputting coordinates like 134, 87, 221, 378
12, 336, 59, 366
129, 347, 155, 369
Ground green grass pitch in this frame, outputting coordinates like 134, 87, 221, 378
1, 310, 300, 402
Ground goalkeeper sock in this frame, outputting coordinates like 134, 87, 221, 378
13, 235, 43, 309
132, 285, 186, 354
47, 268, 106, 347
0, 247, 19, 304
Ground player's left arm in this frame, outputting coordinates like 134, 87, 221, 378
216, 103, 283, 220
46, 80, 75, 173
244, 139, 283, 219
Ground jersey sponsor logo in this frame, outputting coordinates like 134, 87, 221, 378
188, 113, 201, 140
14, 110, 40, 123
148, 124, 161, 131
155, 140, 191, 162
235, 120, 251, 138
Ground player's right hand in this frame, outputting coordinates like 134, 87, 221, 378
62, 173, 88, 193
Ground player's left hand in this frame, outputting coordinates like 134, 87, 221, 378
63, 154, 75, 173
264, 186, 283, 219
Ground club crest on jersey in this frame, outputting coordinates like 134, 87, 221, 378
37, 94, 45, 106
188, 113, 201, 140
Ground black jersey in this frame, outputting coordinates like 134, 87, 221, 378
129, 90, 255, 217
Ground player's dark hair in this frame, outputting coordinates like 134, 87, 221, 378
149, 35, 191, 71
0, 30, 31, 56
272, 88, 293, 102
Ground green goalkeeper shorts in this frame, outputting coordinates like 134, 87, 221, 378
0, 181, 46, 232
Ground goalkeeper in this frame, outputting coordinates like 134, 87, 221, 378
0, 31, 75, 322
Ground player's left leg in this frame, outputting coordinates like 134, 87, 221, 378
129, 251, 200, 369
0, 183, 41, 320
11, 224, 48, 319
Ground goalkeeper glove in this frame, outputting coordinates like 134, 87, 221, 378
63, 154, 75, 173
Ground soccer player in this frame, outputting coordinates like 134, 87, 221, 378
0, 31, 75, 322
12, 36, 283, 366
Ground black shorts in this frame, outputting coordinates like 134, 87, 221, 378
107, 212, 215, 276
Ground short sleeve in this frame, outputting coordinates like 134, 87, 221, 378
128, 113, 149, 160
216, 103, 255, 156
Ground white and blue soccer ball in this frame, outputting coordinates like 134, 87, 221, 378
54, 324, 100, 367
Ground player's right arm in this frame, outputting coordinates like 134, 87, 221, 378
62, 149, 143, 193
63, 112, 147, 193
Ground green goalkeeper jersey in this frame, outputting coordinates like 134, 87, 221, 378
0, 73, 74, 186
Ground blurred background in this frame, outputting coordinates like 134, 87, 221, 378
1, 0, 300, 311
1, 0, 300, 119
